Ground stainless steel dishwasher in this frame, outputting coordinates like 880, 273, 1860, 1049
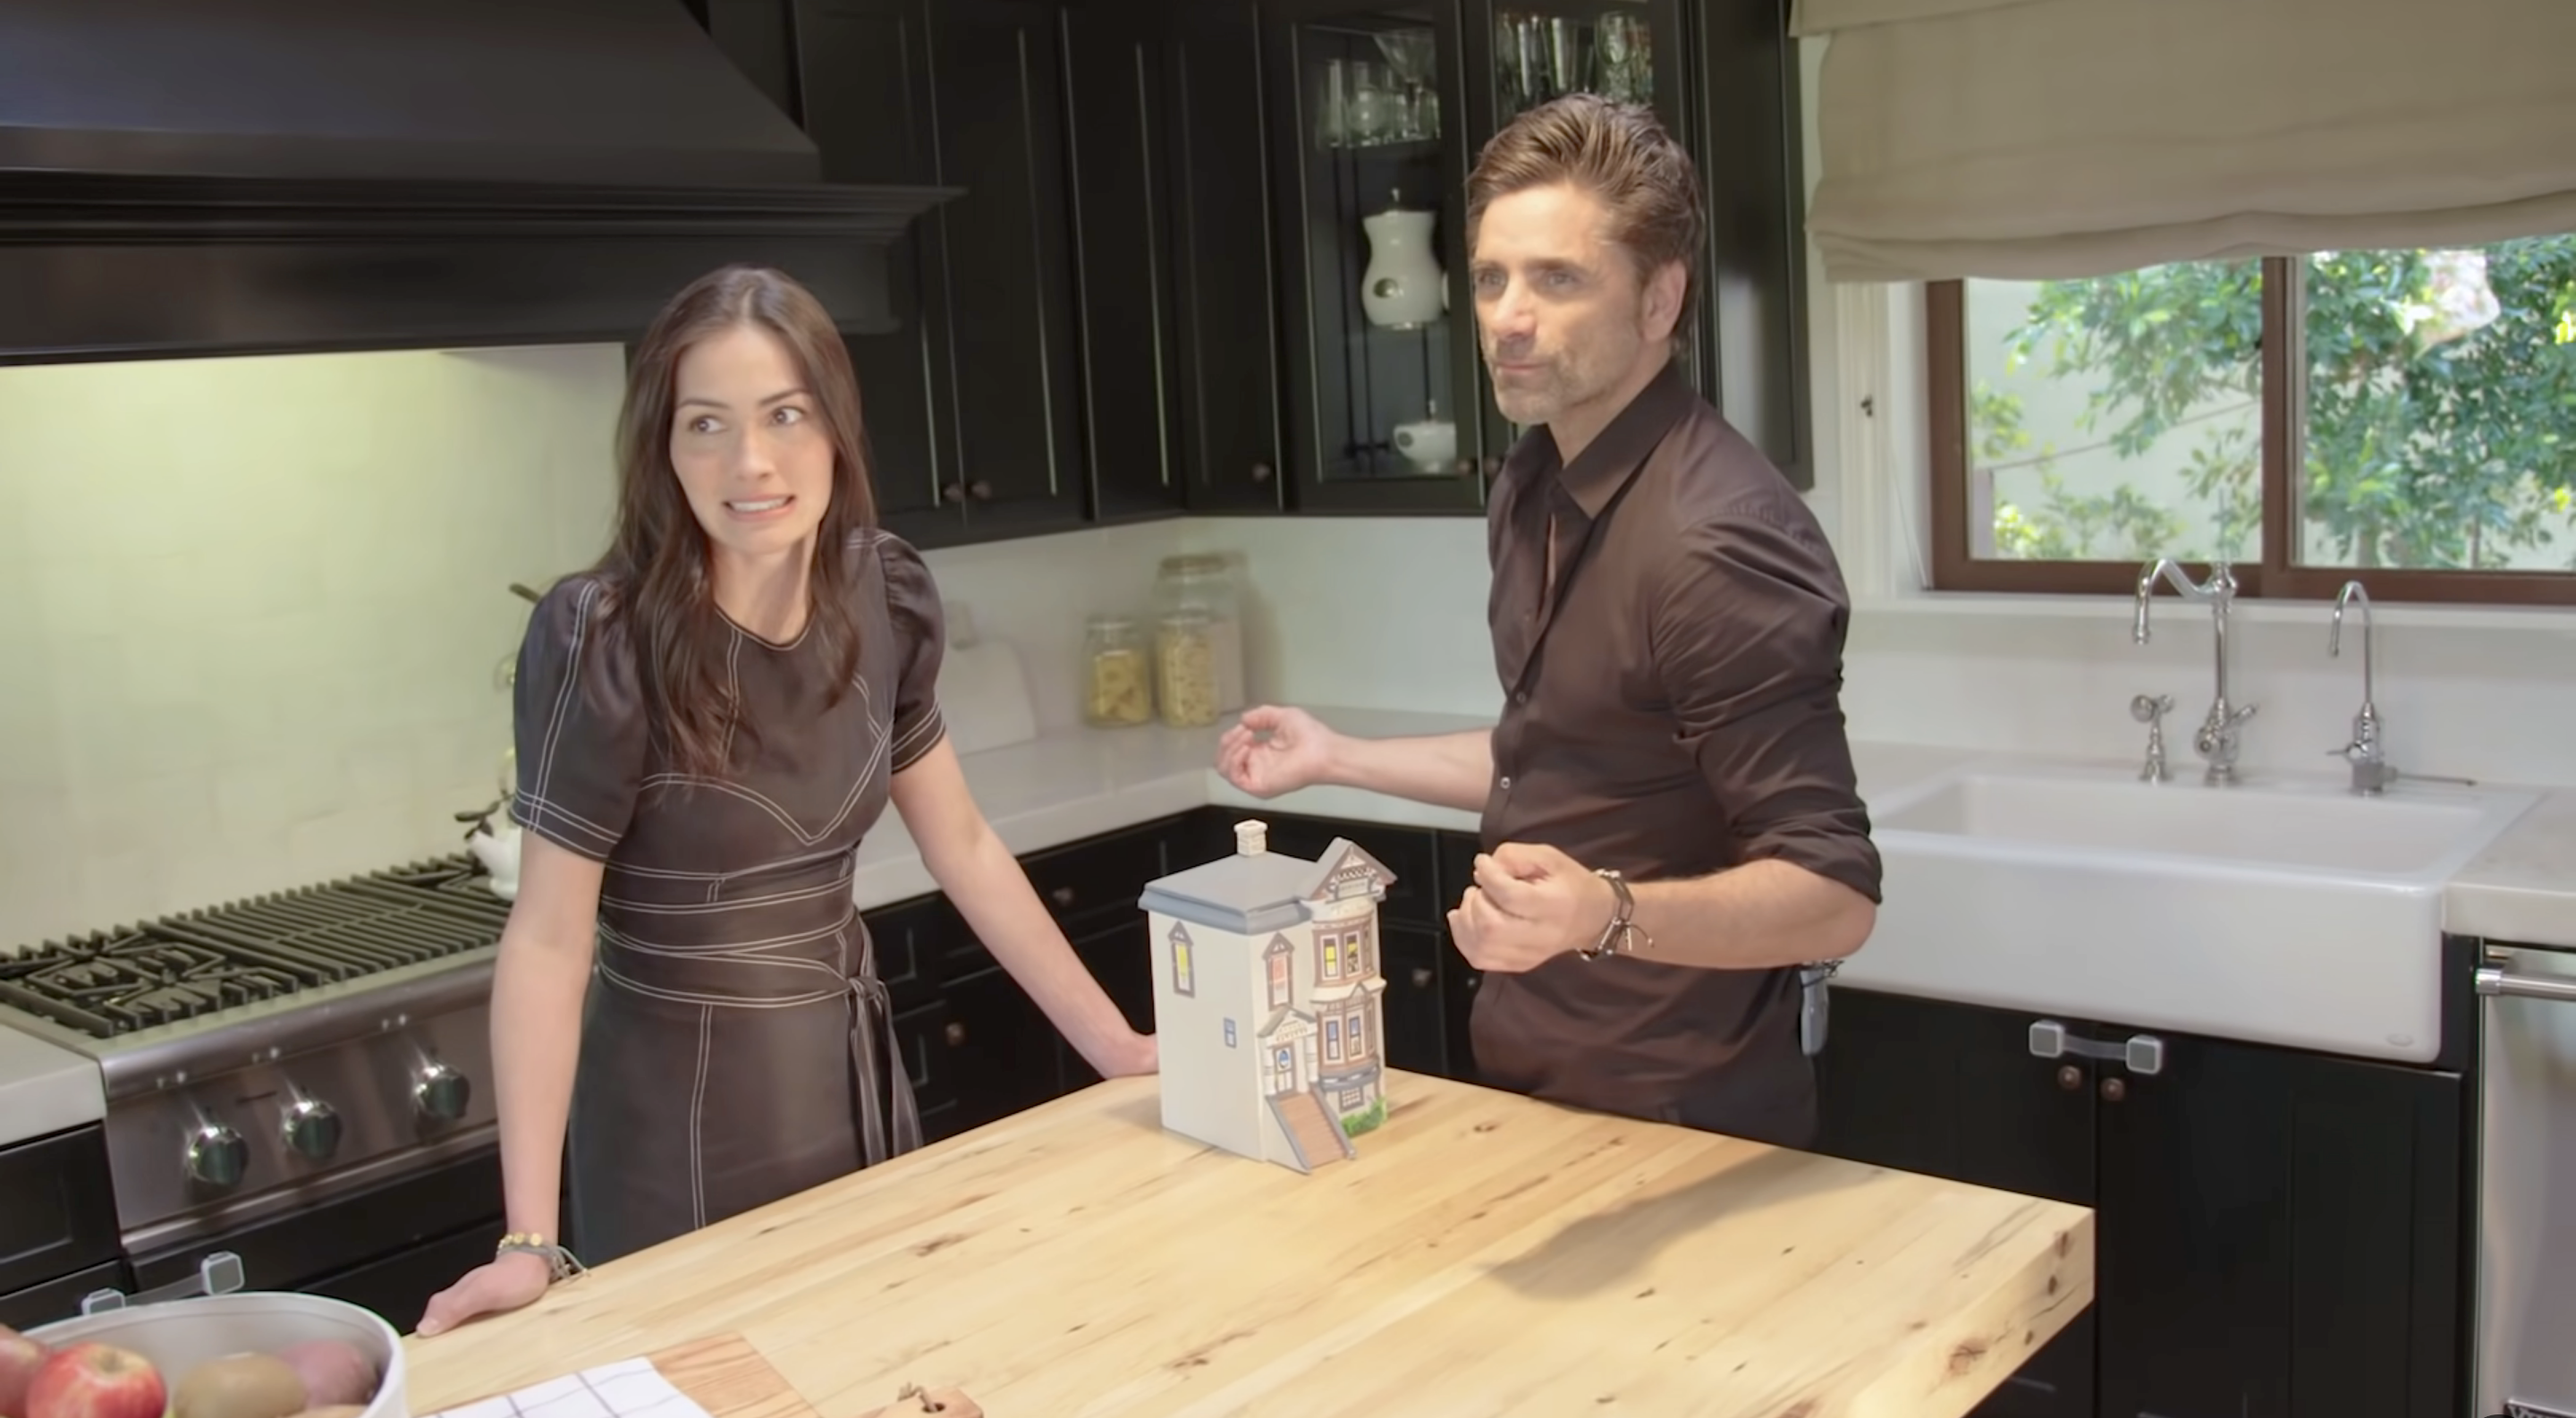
2476, 940, 2576, 1418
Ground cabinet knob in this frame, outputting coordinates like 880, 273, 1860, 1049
1250, 461, 1274, 483
1410, 967, 1434, 989
945, 1021, 967, 1047
968, 480, 994, 501
2056, 1064, 2083, 1091
2100, 1077, 2127, 1103
940, 482, 964, 504
1048, 886, 1076, 908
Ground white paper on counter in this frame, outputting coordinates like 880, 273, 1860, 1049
419, 1358, 716, 1418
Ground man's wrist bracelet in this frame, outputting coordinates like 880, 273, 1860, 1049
1579, 869, 1650, 960
497, 1231, 588, 1283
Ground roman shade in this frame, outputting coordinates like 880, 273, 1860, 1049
1793, 0, 2576, 283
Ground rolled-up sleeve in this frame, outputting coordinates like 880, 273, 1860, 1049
1648, 503, 1884, 904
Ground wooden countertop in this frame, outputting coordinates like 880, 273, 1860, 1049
403, 1074, 2093, 1418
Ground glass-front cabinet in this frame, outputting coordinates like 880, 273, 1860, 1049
1261, 0, 1698, 512
1458, 0, 1689, 480
1264, 0, 1483, 511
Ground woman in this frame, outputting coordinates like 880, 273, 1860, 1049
416, 265, 1157, 1336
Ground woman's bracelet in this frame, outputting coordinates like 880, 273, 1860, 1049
497, 1231, 589, 1284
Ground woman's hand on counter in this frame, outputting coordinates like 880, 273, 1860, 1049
415, 1249, 554, 1337
1096, 1030, 1158, 1078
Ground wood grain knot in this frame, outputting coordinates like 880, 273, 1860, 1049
912, 1232, 967, 1257
1474, 1121, 1499, 1133
1947, 1339, 1988, 1374
1777, 1400, 1816, 1418
2046, 1275, 2059, 1295
2055, 1230, 2072, 1256
1634, 1286, 1657, 1300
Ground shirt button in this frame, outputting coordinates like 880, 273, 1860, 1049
1498, 775, 1513, 790
1512, 690, 1528, 704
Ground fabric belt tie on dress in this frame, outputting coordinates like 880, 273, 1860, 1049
850, 972, 923, 1162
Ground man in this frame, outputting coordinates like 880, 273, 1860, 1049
1214, 94, 1880, 1150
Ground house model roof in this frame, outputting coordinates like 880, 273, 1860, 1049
1136, 819, 1393, 936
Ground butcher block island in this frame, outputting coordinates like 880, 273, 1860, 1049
402, 1074, 2093, 1417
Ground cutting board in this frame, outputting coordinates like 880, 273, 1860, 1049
935, 602, 1038, 756
647, 1334, 818, 1418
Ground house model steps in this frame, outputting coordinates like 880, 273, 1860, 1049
1138, 819, 1397, 1173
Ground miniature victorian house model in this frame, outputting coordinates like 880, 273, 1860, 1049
1138, 819, 1396, 1172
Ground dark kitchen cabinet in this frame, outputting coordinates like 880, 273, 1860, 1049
1815, 986, 2470, 1418
785, 0, 955, 538
1160, 0, 1290, 513
1261, 0, 1492, 515
1683, 0, 1813, 490
1061, 1, 1191, 524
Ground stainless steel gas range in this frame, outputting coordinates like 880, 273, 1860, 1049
0, 855, 513, 1332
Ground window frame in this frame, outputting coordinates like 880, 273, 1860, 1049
1925, 263, 2576, 607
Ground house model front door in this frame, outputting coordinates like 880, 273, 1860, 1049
1271, 1046, 1295, 1095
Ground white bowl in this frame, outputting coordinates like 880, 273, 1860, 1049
30, 1292, 408, 1418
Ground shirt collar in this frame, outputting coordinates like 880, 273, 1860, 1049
1504, 356, 1695, 521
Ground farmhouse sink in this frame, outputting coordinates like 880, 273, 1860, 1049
1846, 759, 2540, 1065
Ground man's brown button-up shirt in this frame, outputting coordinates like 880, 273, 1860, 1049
1470, 358, 1882, 1148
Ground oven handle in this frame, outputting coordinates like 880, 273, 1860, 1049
2475, 965, 2576, 1004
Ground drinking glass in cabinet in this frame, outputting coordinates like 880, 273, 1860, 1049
1494, 7, 1654, 116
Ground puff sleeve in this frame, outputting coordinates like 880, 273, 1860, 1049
879, 535, 949, 773
511, 575, 648, 862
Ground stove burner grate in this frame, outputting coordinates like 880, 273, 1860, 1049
0, 854, 510, 1039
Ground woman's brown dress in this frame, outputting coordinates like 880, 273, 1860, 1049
510, 529, 947, 1263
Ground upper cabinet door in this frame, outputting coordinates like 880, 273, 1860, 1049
1161, 0, 1288, 514
1264, 0, 1488, 514
1060, 1, 1189, 524
1686, 0, 1811, 489
790, 0, 958, 541
926, 0, 1089, 537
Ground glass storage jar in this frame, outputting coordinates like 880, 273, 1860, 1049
1080, 614, 1155, 727
1155, 611, 1224, 728
1151, 554, 1246, 716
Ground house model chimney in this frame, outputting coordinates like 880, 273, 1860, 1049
1233, 819, 1268, 856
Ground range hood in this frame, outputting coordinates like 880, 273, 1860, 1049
0, 0, 956, 364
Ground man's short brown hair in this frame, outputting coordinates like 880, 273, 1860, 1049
1465, 93, 1705, 327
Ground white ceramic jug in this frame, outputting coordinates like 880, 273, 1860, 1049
1360, 193, 1443, 329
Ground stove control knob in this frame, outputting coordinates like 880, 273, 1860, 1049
184, 1120, 248, 1188
414, 1060, 471, 1122
282, 1094, 342, 1160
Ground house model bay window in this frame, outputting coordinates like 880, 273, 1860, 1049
1138, 819, 1397, 1172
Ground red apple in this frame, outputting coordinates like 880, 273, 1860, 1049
0, 1324, 49, 1418
25, 1344, 165, 1418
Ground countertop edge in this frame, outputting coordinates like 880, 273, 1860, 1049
869, 709, 2576, 949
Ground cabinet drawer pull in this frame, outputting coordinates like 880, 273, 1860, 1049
2028, 1020, 2164, 1075
1048, 886, 1076, 907
2100, 1076, 2127, 1102
1410, 967, 1434, 989
2056, 1064, 2083, 1091
944, 1022, 966, 1046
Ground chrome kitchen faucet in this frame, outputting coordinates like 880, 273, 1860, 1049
2327, 579, 2397, 794
2133, 556, 2257, 785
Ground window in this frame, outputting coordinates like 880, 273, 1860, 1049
1321, 933, 1343, 981
1928, 239, 2576, 604
1169, 924, 1194, 997
1324, 1017, 1343, 1064
1265, 937, 1292, 1010
1345, 1007, 1368, 1060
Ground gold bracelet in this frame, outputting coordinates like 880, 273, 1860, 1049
496, 1233, 589, 1283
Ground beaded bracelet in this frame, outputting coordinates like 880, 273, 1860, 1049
496, 1231, 589, 1284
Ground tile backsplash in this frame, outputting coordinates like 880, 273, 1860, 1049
9, 342, 2572, 949
0, 344, 631, 947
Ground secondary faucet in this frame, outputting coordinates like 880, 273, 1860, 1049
2133, 556, 2257, 785
2328, 580, 2396, 794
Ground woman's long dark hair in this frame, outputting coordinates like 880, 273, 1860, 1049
597, 264, 878, 780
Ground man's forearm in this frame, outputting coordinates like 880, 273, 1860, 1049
1623, 859, 1876, 971
1326, 727, 1493, 814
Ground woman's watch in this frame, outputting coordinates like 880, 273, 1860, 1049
1578, 869, 1650, 960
